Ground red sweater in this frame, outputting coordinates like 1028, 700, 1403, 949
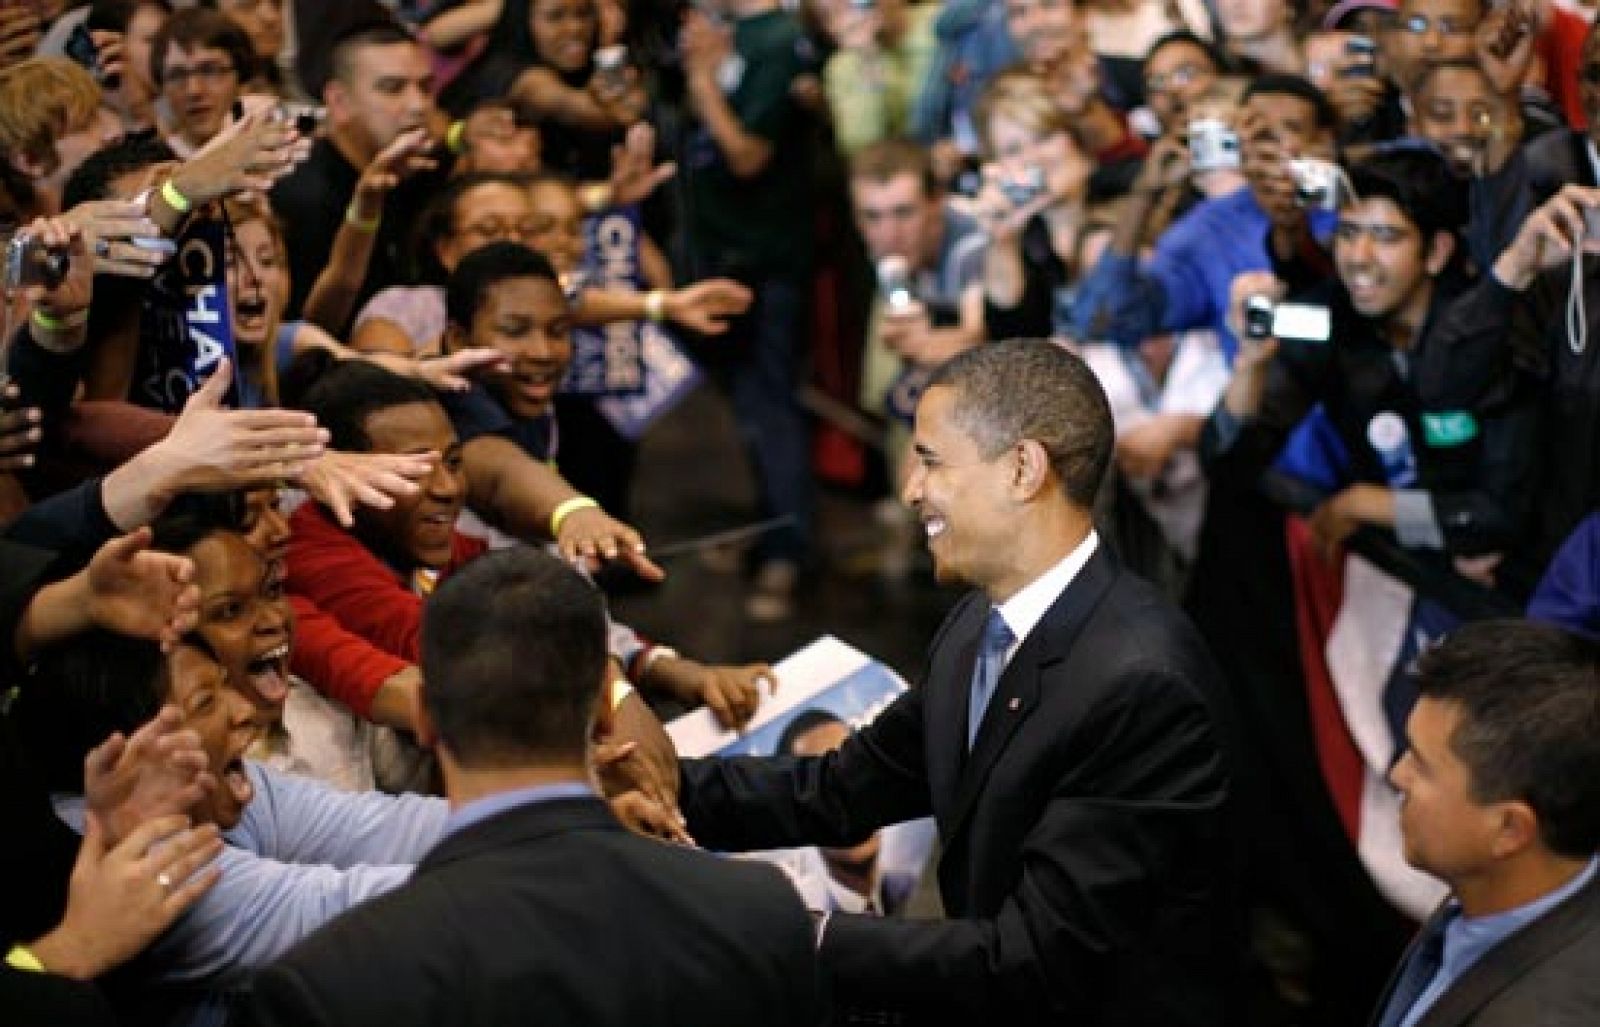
286, 502, 485, 716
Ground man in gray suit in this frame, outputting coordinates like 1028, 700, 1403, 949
1376, 620, 1600, 1027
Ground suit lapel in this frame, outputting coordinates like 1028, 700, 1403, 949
944, 549, 1119, 840
925, 595, 985, 819
1415, 872, 1600, 1027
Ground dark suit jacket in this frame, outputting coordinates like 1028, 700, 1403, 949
680, 546, 1238, 1025
1370, 869, 1600, 1027
240, 796, 820, 1027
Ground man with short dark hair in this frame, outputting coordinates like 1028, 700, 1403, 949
268, 20, 442, 326
848, 139, 985, 473
245, 547, 820, 1027
1206, 147, 1538, 587
680, 338, 1237, 1025
1375, 619, 1600, 1026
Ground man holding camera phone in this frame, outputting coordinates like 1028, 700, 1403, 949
1202, 147, 1539, 592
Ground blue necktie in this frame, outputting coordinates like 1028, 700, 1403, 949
1376, 914, 1449, 1027
967, 608, 1015, 751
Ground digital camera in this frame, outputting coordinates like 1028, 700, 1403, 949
1188, 118, 1241, 173
1289, 158, 1341, 211
876, 256, 915, 311
999, 166, 1047, 208
3, 233, 70, 292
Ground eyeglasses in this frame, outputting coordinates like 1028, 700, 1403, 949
164, 62, 237, 88
1145, 62, 1206, 94
457, 217, 540, 242
1398, 14, 1472, 37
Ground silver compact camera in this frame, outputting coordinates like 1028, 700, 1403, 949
275, 103, 325, 136
593, 45, 628, 91
876, 256, 915, 312
1243, 294, 1332, 343
999, 165, 1047, 208
3, 233, 70, 291
1187, 118, 1240, 173
1289, 158, 1342, 211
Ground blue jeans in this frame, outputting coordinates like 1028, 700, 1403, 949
722, 274, 814, 565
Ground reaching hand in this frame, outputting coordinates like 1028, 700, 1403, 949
356, 128, 438, 205
607, 791, 694, 845
31, 813, 222, 980
1475, 1, 1536, 98
0, 381, 40, 472
85, 707, 217, 849
608, 123, 676, 207
1492, 184, 1600, 289
665, 277, 752, 335
411, 348, 511, 391
0, 5, 41, 68
298, 448, 435, 528
142, 357, 329, 501
63, 198, 169, 279
174, 108, 308, 204
557, 505, 665, 581
85, 528, 201, 651
20, 217, 94, 321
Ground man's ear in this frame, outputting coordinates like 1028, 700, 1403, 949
1011, 439, 1052, 501
324, 80, 350, 126
1488, 799, 1542, 861
1425, 230, 1456, 277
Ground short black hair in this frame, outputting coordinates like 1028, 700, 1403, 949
776, 708, 847, 757
1413, 620, 1600, 860
1243, 72, 1339, 131
926, 339, 1114, 509
1348, 145, 1466, 238
1411, 57, 1493, 101
410, 170, 530, 284
1141, 30, 1221, 76
445, 241, 561, 330
13, 630, 167, 794
420, 546, 607, 769
280, 349, 438, 454
61, 134, 176, 209
329, 19, 416, 90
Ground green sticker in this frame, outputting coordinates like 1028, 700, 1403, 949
1421, 411, 1479, 448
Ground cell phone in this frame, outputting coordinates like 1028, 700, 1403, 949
63, 22, 98, 75
4, 233, 70, 291
1272, 302, 1332, 343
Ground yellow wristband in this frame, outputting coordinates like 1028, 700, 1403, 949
447, 120, 467, 154
160, 178, 192, 214
31, 308, 87, 331
345, 204, 380, 232
644, 290, 666, 323
5, 944, 45, 973
549, 495, 600, 537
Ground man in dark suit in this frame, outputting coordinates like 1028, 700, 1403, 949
1373, 620, 1600, 1027
241, 548, 820, 1027
679, 339, 1238, 1025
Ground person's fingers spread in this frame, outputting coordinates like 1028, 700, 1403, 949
165, 861, 222, 913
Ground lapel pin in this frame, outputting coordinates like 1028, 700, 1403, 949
1007, 697, 1021, 711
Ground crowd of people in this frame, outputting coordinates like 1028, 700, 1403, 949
4, 0, 1600, 1023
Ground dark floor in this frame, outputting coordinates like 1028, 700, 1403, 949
608, 382, 959, 684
